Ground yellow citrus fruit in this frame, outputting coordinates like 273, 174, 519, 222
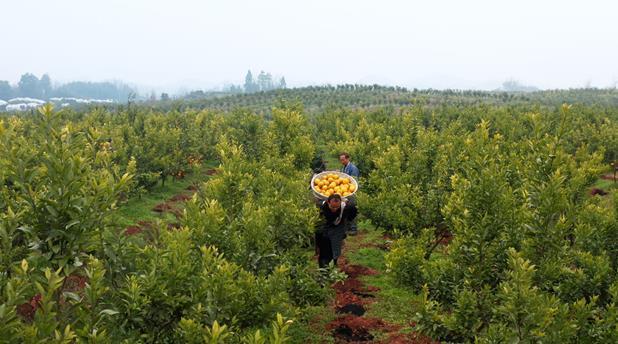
348, 184, 356, 192
342, 178, 350, 184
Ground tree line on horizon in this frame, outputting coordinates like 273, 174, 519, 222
182, 70, 287, 100
0, 73, 135, 101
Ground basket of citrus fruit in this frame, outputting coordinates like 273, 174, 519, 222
311, 171, 358, 200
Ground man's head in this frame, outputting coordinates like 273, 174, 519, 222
327, 193, 342, 211
339, 152, 350, 166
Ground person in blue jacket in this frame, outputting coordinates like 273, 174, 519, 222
339, 152, 359, 235
339, 152, 360, 178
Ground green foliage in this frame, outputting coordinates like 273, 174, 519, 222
2, 93, 618, 342
0, 258, 116, 343
1, 105, 134, 270
364, 105, 618, 342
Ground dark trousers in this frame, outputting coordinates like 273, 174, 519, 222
316, 231, 338, 268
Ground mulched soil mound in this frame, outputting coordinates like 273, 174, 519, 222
124, 221, 154, 236
328, 315, 399, 342
152, 202, 174, 213
124, 225, 142, 236
167, 223, 181, 230
438, 230, 453, 245
170, 208, 184, 219
333, 325, 374, 342
16, 294, 41, 322
334, 279, 380, 297
337, 304, 366, 316
342, 264, 379, 278
137, 220, 154, 228
332, 261, 380, 308
600, 174, 616, 181
63, 275, 88, 292
590, 188, 609, 196
168, 193, 192, 202
59, 274, 89, 306
150, 203, 183, 219
126, 189, 194, 236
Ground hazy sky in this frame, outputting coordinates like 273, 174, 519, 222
2, 0, 617, 92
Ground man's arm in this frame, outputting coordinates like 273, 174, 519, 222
350, 164, 360, 178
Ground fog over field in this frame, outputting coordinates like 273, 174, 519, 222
1, 0, 617, 92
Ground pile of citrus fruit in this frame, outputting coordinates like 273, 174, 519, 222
313, 173, 356, 197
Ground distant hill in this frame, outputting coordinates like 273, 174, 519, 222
144, 85, 618, 114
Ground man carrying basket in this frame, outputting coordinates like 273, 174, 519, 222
315, 194, 358, 268
339, 152, 359, 235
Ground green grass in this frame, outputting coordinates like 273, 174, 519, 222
287, 305, 336, 344
345, 224, 422, 327
316, 144, 342, 172
324, 156, 341, 171
114, 163, 217, 228
592, 178, 617, 191
590, 175, 617, 209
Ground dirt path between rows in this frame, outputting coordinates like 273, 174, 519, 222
324, 232, 437, 344
123, 185, 196, 236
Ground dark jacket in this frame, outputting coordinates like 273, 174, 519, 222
319, 201, 358, 229
317, 201, 357, 259
311, 155, 327, 173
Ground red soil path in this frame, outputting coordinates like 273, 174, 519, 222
325, 233, 437, 343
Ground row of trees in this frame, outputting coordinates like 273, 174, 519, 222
162, 85, 618, 115
2, 94, 618, 341
0, 73, 135, 101
0, 103, 329, 342
313, 102, 618, 342
0, 73, 52, 100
